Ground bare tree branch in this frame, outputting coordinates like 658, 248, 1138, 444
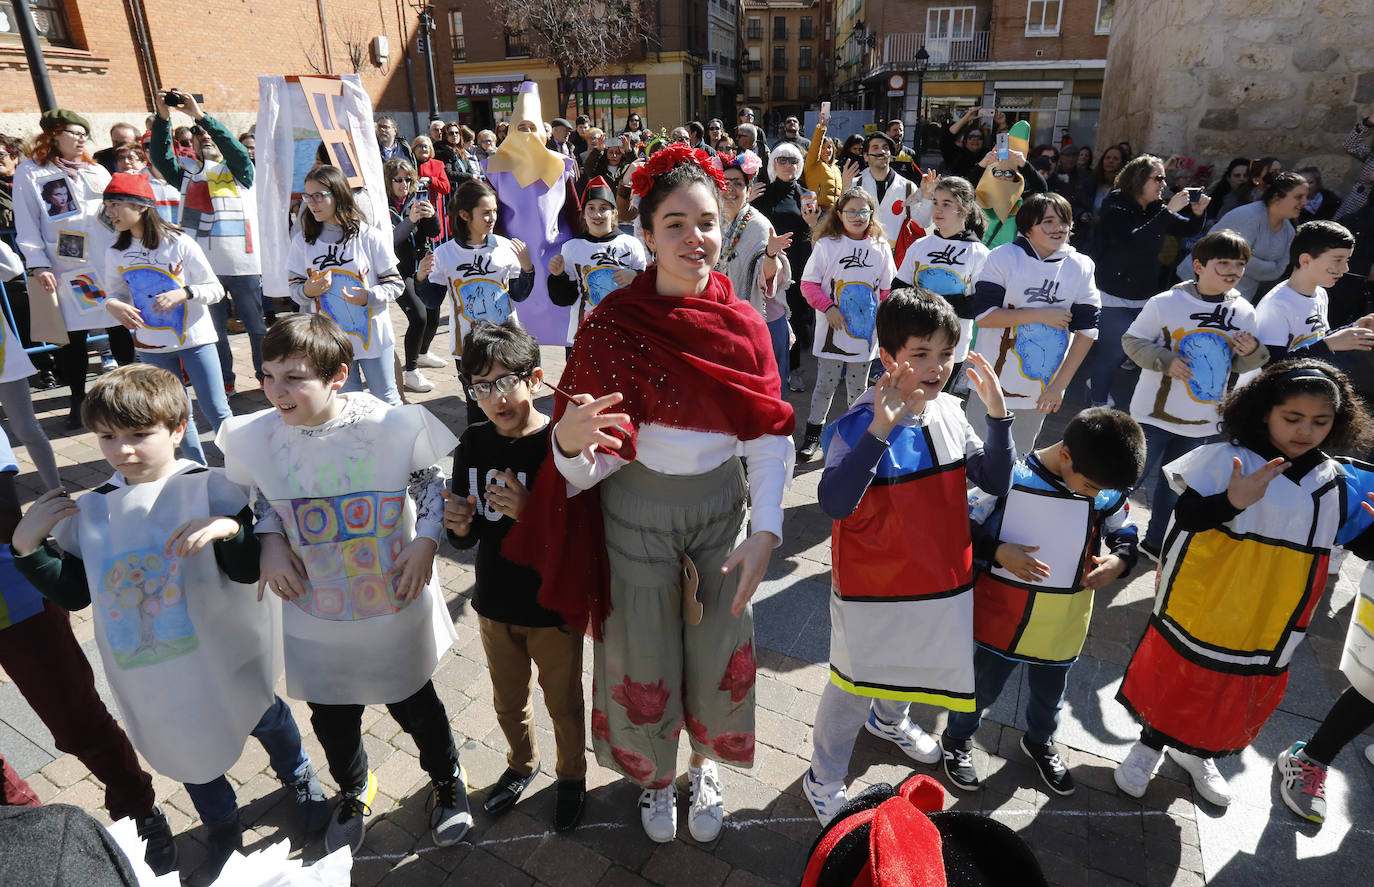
489, 0, 653, 116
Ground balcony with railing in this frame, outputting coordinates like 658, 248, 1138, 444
451, 34, 466, 62
872, 30, 990, 77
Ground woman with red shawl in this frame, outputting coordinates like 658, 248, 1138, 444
506, 146, 795, 844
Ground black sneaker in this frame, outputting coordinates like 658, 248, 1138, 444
554, 778, 586, 832
203, 819, 242, 881
798, 422, 824, 461
940, 736, 980, 791
1020, 736, 1076, 796
135, 805, 179, 876
482, 763, 541, 817
1139, 540, 1161, 563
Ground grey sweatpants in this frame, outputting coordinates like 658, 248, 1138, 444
0, 379, 59, 489
808, 357, 869, 426
809, 680, 915, 785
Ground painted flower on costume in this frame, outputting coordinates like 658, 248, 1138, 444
611, 675, 671, 725
718, 640, 757, 703
630, 144, 728, 197
712, 731, 756, 763
646, 773, 675, 790
591, 708, 611, 741
610, 745, 657, 782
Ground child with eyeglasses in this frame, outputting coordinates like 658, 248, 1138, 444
797, 187, 896, 460
442, 318, 589, 832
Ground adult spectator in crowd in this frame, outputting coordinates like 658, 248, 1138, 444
735, 124, 770, 183
548, 118, 575, 159
377, 115, 414, 164
804, 106, 843, 211
238, 131, 256, 163
1073, 143, 1125, 249
12, 109, 136, 427
1231, 156, 1280, 208
941, 107, 993, 180
570, 115, 592, 158
778, 117, 811, 152
1177, 170, 1307, 303
385, 157, 444, 393
411, 136, 453, 239
622, 112, 646, 139
427, 118, 445, 143
885, 118, 916, 179
436, 122, 479, 188
92, 122, 140, 174
738, 107, 763, 146
687, 121, 716, 157
1086, 154, 1208, 407
754, 141, 820, 392
1202, 157, 1250, 226
1051, 142, 1085, 200
475, 129, 498, 163
706, 118, 725, 147
151, 89, 265, 394
1297, 167, 1342, 223
1336, 110, 1374, 219
841, 133, 867, 174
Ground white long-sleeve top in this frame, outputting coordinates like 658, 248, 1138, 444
552, 422, 793, 543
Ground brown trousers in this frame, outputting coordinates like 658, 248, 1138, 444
478, 616, 588, 780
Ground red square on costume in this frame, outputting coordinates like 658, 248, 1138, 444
974, 576, 1028, 652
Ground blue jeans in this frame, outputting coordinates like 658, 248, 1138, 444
767, 314, 789, 399
1085, 305, 1142, 408
210, 275, 268, 386
140, 344, 232, 465
1137, 424, 1211, 551
341, 354, 401, 405
945, 646, 1071, 746
183, 696, 310, 827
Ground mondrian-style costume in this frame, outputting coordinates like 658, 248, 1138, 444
1118, 442, 1374, 756
971, 455, 1136, 666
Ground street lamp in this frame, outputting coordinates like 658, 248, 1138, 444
913, 46, 930, 160
408, 0, 440, 119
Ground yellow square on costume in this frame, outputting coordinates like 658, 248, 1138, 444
1013, 588, 1094, 662
206, 169, 240, 199
1356, 594, 1374, 639
1164, 530, 1314, 654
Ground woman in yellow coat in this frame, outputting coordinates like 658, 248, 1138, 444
804, 107, 843, 211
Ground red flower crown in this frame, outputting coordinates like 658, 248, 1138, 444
629, 144, 728, 198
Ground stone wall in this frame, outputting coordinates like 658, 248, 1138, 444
1099, 0, 1374, 189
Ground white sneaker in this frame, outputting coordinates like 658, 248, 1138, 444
803, 768, 848, 826
1114, 741, 1163, 798
100, 357, 118, 373
864, 708, 942, 765
417, 351, 447, 369
687, 762, 724, 842
1366, 743, 1374, 767
1167, 747, 1232, 807
639, 784, 677, 843
403, 369, 435, 392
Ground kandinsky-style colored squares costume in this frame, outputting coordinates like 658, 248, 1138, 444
1118, 442, 1374, 757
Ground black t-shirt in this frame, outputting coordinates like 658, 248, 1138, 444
448, 420, 563, 627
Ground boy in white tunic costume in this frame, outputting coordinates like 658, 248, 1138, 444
10, 365, 327, 879
217, 313, 467, 855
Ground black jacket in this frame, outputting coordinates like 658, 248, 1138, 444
1092, 190, 1202, 301
389, 194, 440, 279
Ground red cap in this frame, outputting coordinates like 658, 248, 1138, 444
103, 172, 156, 207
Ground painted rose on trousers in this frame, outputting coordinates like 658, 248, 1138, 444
685, 711, 709, 745
611, 675, 671, 726
591, 708, 610, 741
712, 731, 755, 764
610, 745, 657, 782
718, 639, 757, 703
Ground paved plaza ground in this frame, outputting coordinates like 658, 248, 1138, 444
2, 312, 1372, 885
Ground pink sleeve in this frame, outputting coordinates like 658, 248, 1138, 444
801, 280, 832, 311
878, 288, 892, 301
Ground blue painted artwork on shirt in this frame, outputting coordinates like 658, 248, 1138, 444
916, 266, 967, 299
582, 265, 620, 308
1013, 322, 1069, 389
98, 548, 198, 670
319, 269, 373, 350
456, 278, 513, 325
835, 280, 877, 341
121, 265, 188, 344
1176, 329, 1233, 404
